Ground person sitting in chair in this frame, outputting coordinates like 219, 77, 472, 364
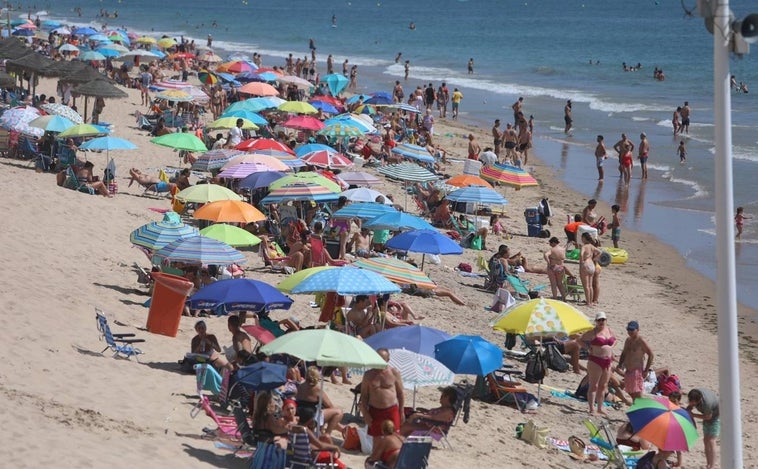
56, 161, 110, 196
399, 386, 458, 437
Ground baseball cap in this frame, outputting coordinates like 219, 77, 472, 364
627, 320, 639, 331
595, 311, 607, 321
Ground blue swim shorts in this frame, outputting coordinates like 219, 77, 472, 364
703, 417, 720, 437
156, 181, 169, 192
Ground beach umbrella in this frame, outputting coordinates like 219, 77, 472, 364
325, 114, 377, 134
363, 212, 435, 232
364, 325, 452, 358
217, 60, 257, 73
87, 33, 111, 42
321, 73, 348, 96
290, 267, 401, 295
388, 348, 454, 405
11, 28, 34, 37
377, 163, 439, 183
136, 36, 158, 45
340, 188, 392, 204
364, 93, 394, 105
294, 143, 336, 157
42, 20, 62, 29
277, 101, 318, 115
318, 123, 364, 138
446, 174, 493, 189
255, 71, 279, 82
191, 149, 244, 172
207, 116, 259, 130
434, 335, 503, 376
58, 44, 80, 54
332, 202, 397, 220
221, 154, 291, 172
391, 143, 435, 164
281, 115, 324, 131
217, 162, 272, 179
200, 224, 261, 247
384, 102, 421, 113
275, 266, 336, 294
79, 135, 136, 152
116, 49, 160, 60
157, 37, 177, 49
96, 48, 122, 58
353, 257, 437, 290
28, 115, 75, 133
153, 235, 247, 266
235, 362, 288, 392
239, 81, 279, 96
0, 106, 41, 132
235, 138, 295, 155
227, 96, 286, 113
261, 183, 342, 204
175, 184, 242, 203
193, 200, 266, 223
300, 150, 352, 169
239, 171, 286, 191
309, 100, 340, 114
261, 329, 386, 369
169, 52, 196, 60
151, 133, 209, 152
220, 109, 268, 125
338, 172, 382, 187
385, 229, 464, 269
354, 104, 377, 115
490, 298, 593, 338
445, 186, 508, 205
241, 324, 277, 345
78, 51, 106, 61
156, 89, 194, 102
277, 74, 314, 90
199, 51, 224, 63
73, 26, 99, 36
40, 103, 84, 124
58, 123, 107, 138
52, 26, 71, 35
269, 172, 341, 193
130, 212, 199, 251
480, 163, 539, 189
627, 396, 699, 451
188, 278, 293, 313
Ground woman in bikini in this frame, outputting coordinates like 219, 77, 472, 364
581, 311, 616, 416
579, 232, 602, 306
295, 367, 345, 436
544, 236, 567, 300
366, 419, 405, 469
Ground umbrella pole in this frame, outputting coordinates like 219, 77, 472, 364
421, 253, 426, 271
317, 373, 324, 438
413, 386, 417, 409
84, 96, 89, 123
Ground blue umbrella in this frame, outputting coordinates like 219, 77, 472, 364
364, 93, 394, 105
239, 170, 286, 190
235, 71, 267, 83
391, 143, 435, 163
291, 267, 401, 295
446, 186, 508, 205
80, 136, 137, 151
309, 101, 339, 114
363, 212, 435, 231
220, 109, 268, 125
235, 362, 288, 391
12, 28, 35, 37
96, 48, 122, 58
42, 20, 62, 29
28, 115, 75, 133
385, 229, 464, 255
295, 143, 336, 157
434, 335, 503, 376
130, 212, 199, 251
332, 202, 397, 220
73, 26, 98, 36
188, 278, 293, 313
364, 325, 451, 358
256, 72, 278, 82
322, 73, 348, 96
88, 33, 111, 42
153, 235, 247, 266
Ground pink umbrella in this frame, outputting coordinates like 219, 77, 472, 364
338, 172, 382, 186
217, 162, 273, 179
281, 115, 325, 131
241, 324, 277, 345
301, 150, 354, 169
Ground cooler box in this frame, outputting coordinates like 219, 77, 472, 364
577, 225, 599, 246
463, 159, 482, 176
527, 224, 543, 238
147, 272, 194, 337
524, 208, 540, 225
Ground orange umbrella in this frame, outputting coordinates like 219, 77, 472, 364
445, 174, 493, 188
239, 82, 280, 97
220, 153, 291, 172
193, 200, 266, 223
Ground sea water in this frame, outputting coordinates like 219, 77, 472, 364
21, 0, 758, 309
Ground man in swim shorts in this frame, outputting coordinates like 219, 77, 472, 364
564, 99, 572, 134
638, 133, 649, 179
680, 101, 691, 134
503, 123, 518, 164
687, 388, 720, 469
360, 348, 404, 437
617, 320, 654, 400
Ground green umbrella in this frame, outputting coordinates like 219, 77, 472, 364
268, 172, 341, 193
151, 133, 209, 152
260, 329, 387, 368
207, 116, 259, 130
277, 100, 318, 115
200, 224, 261, 247
58, 123, 107, 138
275, 266, 335, 293
175, 184, 242, 203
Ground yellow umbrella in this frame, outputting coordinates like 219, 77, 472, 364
155, 89, 193, 102
277, 101, 318, 115
136, 36, 157, 45
490, 298, 593, 338
207, 116, 259, 130
157, 37, 177, 49
269, 172, 341, 193
193, 200, 266, 223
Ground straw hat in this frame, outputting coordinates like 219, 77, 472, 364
568, 436, 586, 461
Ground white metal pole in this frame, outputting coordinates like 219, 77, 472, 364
713, 0, 743, 467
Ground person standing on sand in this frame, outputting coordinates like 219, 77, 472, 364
613, 133, 634, 179
503, 123, 518, 164
518, 125, 532, 166
609, 204, 622, 248
451, 88, 463, 119
595, 135, 608, 181
492, 119, 503, 157
687, 388, 720, 469
638, 133, 650, 179
467, 133, 481, 160
581, 311, 616, 416
512, 97, 524, 130
564, 99, 573, 134
360, 348, 405, 438
437, 82, 449, 118
617, 320, 654, 401
680, 101, 691, 134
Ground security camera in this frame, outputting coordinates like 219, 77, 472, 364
736, 13, 758, 43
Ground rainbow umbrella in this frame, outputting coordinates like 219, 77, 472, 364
197, 70, 219, 85
353, 257, 437, 290
260, 183, 341, 204
480, 162, 539, 189
627, 396, 699, 451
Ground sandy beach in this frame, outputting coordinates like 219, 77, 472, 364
1, 73, 757, 469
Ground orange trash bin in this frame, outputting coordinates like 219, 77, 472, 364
147, 272, 194, 337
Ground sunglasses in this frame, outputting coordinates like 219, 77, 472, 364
596, 318, 606, 322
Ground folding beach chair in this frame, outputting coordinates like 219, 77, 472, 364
583, 419, 635, 469
192, 395, 241, 440
369, 435, 433, 469
95, 309, 145, 361
412, 381, 474, 450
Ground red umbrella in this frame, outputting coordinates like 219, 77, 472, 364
310, 95, 343, 107
301, 150, 353, 169
281, 115, 325, 131
241, 324, 277, 345
170, 52, 196, 59
235, 138, 295, 155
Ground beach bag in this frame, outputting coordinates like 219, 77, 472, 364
656, 374, 681, 396
457, 262, 472, 272
519, 420, 548, 448
525, 350, 548, 384
471, 235, 483, 250
342, 424, 361, 451
504, 333, 518, 350
635, 451, 658, 469
545, 343, 570, 372
574, 375, 589, 400
356, 425, 373, 454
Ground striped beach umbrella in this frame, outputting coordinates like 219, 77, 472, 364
130, 214, 200, 251
391, 143, 435, 163
269, 172, 342, 193
191, 149, 244, 172
300, 150, 353, 169
175, 184, 242, 203
353, 257, 437, 290
377, 163, 439, 183
153, 235, 247, 266
338, 172, 382, 187
445, 186, 508, 205
260, 183, 341, 204
388, 348, 454, 389
333, 202, 397, 220
318, 123, 364, 138
480, 162, 539, 189
193, 200, 266, 223
290, 267, 400, 295
217, 162, 271, 179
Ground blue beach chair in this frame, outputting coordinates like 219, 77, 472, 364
95, 309, 145, 361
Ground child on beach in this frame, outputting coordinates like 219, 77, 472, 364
489, 214, 509, 239
736, 207, 751, 240
609, 204, 621, 248
677, 140, 687, 164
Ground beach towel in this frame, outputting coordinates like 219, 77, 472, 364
193, 363, 222, 394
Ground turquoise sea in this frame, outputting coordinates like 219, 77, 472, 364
16, 0, 758, 309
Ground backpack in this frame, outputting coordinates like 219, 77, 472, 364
525, 349, 548, 383
635, 451, 660, 469
656, 374, 681, 396
544, 343, 570, 372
